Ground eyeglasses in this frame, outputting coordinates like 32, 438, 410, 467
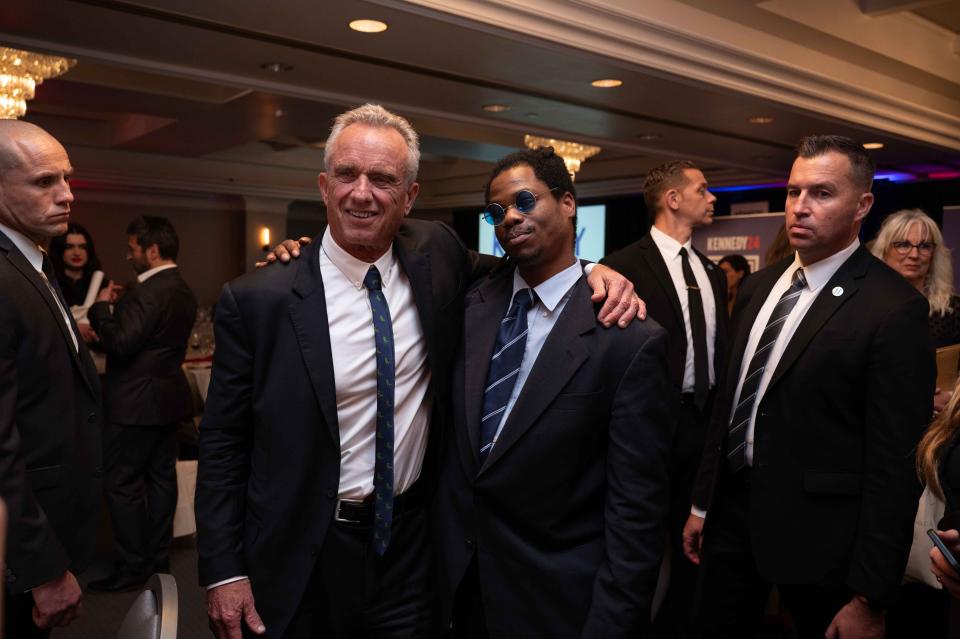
482, 188, 558, 226
891, 240, 935, 256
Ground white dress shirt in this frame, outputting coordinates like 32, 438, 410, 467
650, 226, 717, 390
732, 239, 861, 466
0, 222, 78, 352
491, 260, 583, 445
137, 263, 178, 283
320, 228, 432, 500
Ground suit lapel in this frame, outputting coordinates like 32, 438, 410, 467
462, 270, 514, 475
288, 241, 340, 444
479, 278, 592, 475
725, 260, 790, 384
639, 234, 686, 338
394, 235, 436, 371
767, 248, 867, 390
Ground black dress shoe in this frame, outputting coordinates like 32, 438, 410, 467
87, 570, 150, 593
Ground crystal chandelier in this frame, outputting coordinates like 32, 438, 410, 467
0, 47, 75, 119
524, 134, 601, 180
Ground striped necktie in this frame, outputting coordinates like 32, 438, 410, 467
727, 267, 807, 472
478, 288, 535, 464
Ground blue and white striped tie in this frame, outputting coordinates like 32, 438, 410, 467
478, 288, 535, 464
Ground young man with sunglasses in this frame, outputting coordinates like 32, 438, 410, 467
435, 147, 674, 638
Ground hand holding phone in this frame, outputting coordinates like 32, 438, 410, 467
928, 528, 960, 574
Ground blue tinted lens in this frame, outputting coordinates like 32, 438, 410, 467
515, 190, 537, 213
483, 203, 506, 225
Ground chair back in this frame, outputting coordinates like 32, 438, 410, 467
116, 573, 178, 639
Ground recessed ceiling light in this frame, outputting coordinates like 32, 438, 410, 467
274, 109, 285, 118
482, 104, 510, 113
591, 79, 623, 88
637, 133, 661, 141
260, 62, 292, 73
748, 116, 774, 124
349, 19, 388, 33
863, 142, 884, 150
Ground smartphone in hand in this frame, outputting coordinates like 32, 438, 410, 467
928, 528, 960, 574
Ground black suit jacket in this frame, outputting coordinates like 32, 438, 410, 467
195, 220, 482, 638
0, 230, 102, 594
89, 267, 198, 425
694, 246, 935, 607
436, 266, 674, 638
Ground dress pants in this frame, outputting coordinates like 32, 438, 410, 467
695, 468, 852, 639
103, 421, 178, 574
282, 496, 434, 639
4, 592, 51, 639
448, 557, 489, 639
653, 392, 712, 639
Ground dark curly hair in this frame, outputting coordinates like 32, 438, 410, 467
49, 223, 101, 277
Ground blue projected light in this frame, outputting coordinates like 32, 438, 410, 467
478, 204, 606, 262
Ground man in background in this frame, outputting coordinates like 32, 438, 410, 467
88, 215, 197, 592
0, 120, 102, 637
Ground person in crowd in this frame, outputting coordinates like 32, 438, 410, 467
0, 120, 103, 637
683, 135, 935, 638
49, 223, 103, 307
194, 104, 640, 639
86, 216, 197, 592
719, 254, 750, 317
436, 147, 673, 638
601, 159, 727, 638
919, 384, 960, 635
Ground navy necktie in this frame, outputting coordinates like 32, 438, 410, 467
479, 288, 535, 464
363, 266, 395, 555
727, 267, 807, 472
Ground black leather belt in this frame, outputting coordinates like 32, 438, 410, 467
333, 482, 425, 526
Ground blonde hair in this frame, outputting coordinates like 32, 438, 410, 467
324, 104, 420, 184
918, 381, 960, 499
869, 209, 954, 316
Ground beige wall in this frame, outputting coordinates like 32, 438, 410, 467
67, 188, 246, 306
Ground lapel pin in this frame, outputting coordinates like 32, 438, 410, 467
832, 286, 843, 297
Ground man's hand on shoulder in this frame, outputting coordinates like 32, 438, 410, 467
256, 237, 312, 268
825, 596, 884, 639
586, 263, 646, 327
31, 570, 83, 629
207, 578, 266, 639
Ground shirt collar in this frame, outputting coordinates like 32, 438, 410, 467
512, 259, 583, 312
321, 227, 396, 290
792, 238, 861, 293
0, 222, 43, 272
138, 263, 177, 283
649, 225, 692, 258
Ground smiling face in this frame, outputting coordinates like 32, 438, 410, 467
63, 232, 88, 270
784, 151, 873, 265
318, 123, 419, 262
0, 127, 74, 243
884, 221, 933, 289
489, 164, 576, 286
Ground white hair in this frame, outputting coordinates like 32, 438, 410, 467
323, 104, 420, 184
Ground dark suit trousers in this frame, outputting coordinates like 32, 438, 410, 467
282, 499, 434, 639
655, 393, 712, 639
695, 469, 851, 639
448, 557, 489, 639
103, 421, 178, 573
4, 592, 51, 639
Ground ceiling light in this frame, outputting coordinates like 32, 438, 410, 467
591, 79, 623, 88
748, 116, 775, 124
863, 142, 884, 150
260, 62, 292, 73
349, 19, 388, 33
274, 108, 285, 118
482, 104, 510, 113
524, 134, 601, 180
0, 47, 74, 119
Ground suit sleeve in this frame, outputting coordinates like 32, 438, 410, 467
581, 328, 674, 638
0, 300, 70, 592
848, 293, 934, 606
88, 287, 164, 357
195, 283, 256, 586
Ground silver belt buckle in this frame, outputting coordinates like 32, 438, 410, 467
333, 498, 364, 523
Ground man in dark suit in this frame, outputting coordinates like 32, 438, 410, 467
684, 135, 935, 638
195, 104, 644, 639
436, 147, 674, 638
601, 160, 727, 637
0, 120, 102, 637
86, 216, 197, 591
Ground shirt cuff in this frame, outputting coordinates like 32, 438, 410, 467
690, 505, 707, 519
583, 262, 595, 275
206, 576, 249, 590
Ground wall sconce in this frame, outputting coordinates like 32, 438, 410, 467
260, 227, 271, 251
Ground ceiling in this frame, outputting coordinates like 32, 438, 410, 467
1, 0, 958, 209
